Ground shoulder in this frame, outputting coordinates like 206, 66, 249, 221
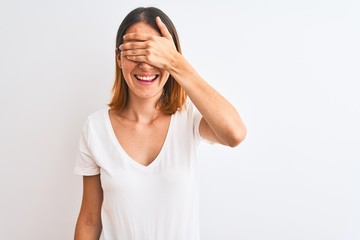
171, 99, 203, 144
85, 108, 109, 124
87, 108, 108, 120
173, 99, 202, 127
176, 99, 198, 116
81, 108, 109, 132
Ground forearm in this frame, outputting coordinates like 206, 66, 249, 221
168, 53, 246, 146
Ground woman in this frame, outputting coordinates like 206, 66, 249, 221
74, 6, 246, 240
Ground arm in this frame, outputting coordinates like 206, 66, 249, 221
121, 17, 246, 147
168, 54, 246, 147
74, 175, 103, 240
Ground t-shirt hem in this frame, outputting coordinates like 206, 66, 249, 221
73, 167, 100, 176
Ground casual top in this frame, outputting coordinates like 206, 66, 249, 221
74, 101, 203, 240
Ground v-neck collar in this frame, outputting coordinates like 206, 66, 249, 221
104, 108, 174, 171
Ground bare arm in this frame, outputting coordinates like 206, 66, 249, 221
121, 17, 246, 147
168, 55, 246, 147
74, 175, 103, 240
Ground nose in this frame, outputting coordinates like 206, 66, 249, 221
138, 62, 154, 70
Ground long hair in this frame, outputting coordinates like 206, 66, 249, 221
108, 7, 187, 114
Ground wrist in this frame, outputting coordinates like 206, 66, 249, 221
167, 51, 184, 74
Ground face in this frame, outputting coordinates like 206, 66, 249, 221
117, 22, 170, 101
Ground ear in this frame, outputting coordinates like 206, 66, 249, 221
116, 50, 122, 69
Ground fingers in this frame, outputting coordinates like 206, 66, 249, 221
119, 41, 147, 51
119, 17, 174, 68
120, 42, 149, 62
121, 49, 147, 56
123, 33, 154, 42
124, 55, 147, 62
156, 16, 172, 40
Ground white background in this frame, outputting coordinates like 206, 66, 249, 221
0, 0, 359, 239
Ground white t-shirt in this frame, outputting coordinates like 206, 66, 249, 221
74, 102, 203, 240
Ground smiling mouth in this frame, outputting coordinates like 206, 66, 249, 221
134, 74, 159, 82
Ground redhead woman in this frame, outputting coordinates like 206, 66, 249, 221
74, 6, 246, 240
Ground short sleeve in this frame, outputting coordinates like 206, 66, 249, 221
73, 118, 100, 176
190, 102, 203, 145
189, 100, 215, 145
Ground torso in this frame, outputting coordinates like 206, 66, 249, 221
75, 104, 202, 239
108, 109, 171, 166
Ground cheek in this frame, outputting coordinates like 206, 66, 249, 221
121, 58, 137, 72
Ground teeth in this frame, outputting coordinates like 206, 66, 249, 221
135, 75, 157, 81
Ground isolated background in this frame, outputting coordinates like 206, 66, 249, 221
0, 0, 359, 239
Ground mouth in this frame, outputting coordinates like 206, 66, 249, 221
134, 74, 159, 82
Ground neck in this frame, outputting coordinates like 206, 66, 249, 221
122, 96, 164, 124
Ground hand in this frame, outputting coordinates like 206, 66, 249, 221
119, 17, 178, 71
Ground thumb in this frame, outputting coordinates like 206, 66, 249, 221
156, 16, 172, 40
